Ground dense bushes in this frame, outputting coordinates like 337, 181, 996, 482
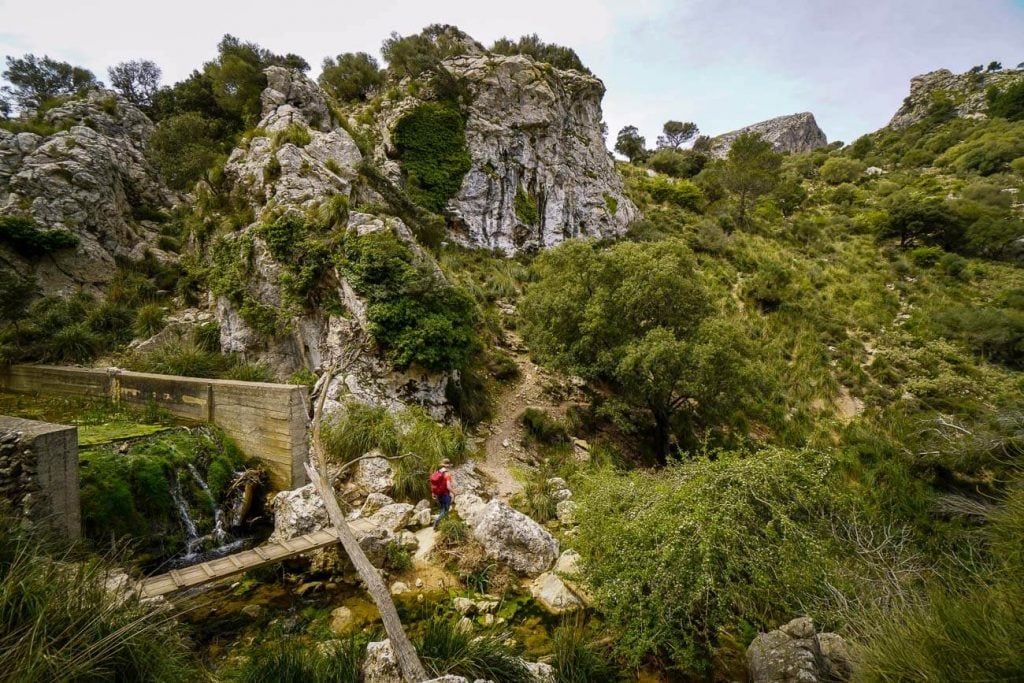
150, 112, 225, 190
0, 214, 78, 256
490, 33, 590, 73
392, 102, 472, 213
318, 52, 383, 102
341, 228, 476, 372
574, 449, 836, 674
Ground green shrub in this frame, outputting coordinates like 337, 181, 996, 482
574, 449, 837, 674
287, 368, 317, 387
319, 52, 383, 102
0, 214, 78, 257
193, 321, 222, 352
134, 302, 166, 338
150, 112, 224, 191
341, 228, 476, 372
819, 157, 866, 184
222, 361, 274, 382
128, 339, 234, 377
987, 79, 1024, 121
47, 322, 101, 362
647, 148, 707, 178
514, 185, 539, 225
383, 541, 414, 572
908, 245, 946, 267
0, 523, 198, 682
392, 102, 472, 213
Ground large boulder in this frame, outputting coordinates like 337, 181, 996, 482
372, 52, 638, 253
746, 617, 852, 683
1, 90, 178, 294
368, 502, 414, 532
709, 112, 827, 159
351, 453, 395, 496
362, 640, 401, 683
888, 67, 1024, 129
470, 499, 559, 575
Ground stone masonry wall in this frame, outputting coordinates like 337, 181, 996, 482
0, 365, 310, 490
0, 416, 79, 538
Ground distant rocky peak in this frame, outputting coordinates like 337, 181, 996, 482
888, 66, 1024, 130
709, 112, 827, 159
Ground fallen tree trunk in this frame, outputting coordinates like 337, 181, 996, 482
305, 363, 428, 682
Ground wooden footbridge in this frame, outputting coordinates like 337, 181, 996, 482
138, 518, 377, 599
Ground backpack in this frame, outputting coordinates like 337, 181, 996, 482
430, 471, 449, 496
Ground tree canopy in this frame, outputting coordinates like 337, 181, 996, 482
520, 239, 755, 459
721, 132, 782, 227
107, 60, 162, 109
319, 52, 383, 102
656, 120, 699, 150
2, 54, 98, 111
614, 125, 648, 163
490, 34, 590, 73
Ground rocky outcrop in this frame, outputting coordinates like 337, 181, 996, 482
747, 617, 852, 683
0, 90, 177, 294
214, 69, 452, 414
223, 66, 361, 212
888, 67, 1024, 129
709, 112, 827, 159
457, 495, 559, 575
371, 53, 637, 252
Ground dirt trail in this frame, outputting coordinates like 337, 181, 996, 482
475, 332, 568, 501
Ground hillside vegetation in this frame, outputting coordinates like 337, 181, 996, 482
1, 26, 1023, 682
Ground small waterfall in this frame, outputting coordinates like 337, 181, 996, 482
169, 476, 202, 557
187, 463, 228, 544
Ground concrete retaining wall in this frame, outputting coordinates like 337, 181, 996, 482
0, 416, 79, 538
0, 365, 310, 490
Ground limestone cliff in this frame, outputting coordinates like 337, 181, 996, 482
888, 67, 1024, 129
369, 53, 638, 252
0, 91, 178, 294
709, 112, 828, 159
213, 68, 451, 417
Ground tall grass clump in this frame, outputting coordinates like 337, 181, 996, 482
416, 614, 532, 683
852, 483, 1024, 682
551, 620, 617, 683
0, 523, 197, 682
321, 401, 469, 500
228, 637, 362, 683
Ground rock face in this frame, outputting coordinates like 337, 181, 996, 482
709, 112, 827, 159
214, 68, 452, 414
747, 617, 852, 683
0, 90, 177, 294
888, 67, 1024, 129
373, 53, 637, 253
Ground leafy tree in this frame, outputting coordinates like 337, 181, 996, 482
107, 60, 161, 109
881, 194, 963, 249
490, 34, 589, 73
2, 54, 98, 111
521, 239, 754, 459
381, 24, 478, 79
988, 61, 1003, 71
969, 65, 984, 74
721, 132, 782, 228
692, 134, 712, 153
319, 52, 383, 102
149, 113, 223, 190
0, 93, 10, 118
614, 125, 647, 163
656, 120, 698, 150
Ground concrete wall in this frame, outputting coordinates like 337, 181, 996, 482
0, 365, 310, 490
0, 416, 79, 538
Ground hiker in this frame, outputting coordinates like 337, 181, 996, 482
430, 460, 454, 528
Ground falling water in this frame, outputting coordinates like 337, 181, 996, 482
169, 476, 202, 557
187, 463, 228, 544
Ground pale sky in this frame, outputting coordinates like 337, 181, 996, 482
2, 0, 1023, 146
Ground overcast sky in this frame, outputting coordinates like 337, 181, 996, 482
2, 0, 1023, 146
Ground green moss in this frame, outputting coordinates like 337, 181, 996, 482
514, 185, 540, 225
603, 192, 618, 215
392, 102, 472, 213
